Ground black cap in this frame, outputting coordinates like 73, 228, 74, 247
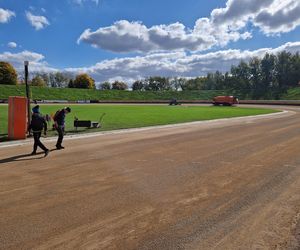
65, 107, 71, 112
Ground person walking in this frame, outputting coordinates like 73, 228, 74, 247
53, 107, 71, 150
28, 105, 50, 157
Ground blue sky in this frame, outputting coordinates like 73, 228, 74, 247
1, 0, 300, 83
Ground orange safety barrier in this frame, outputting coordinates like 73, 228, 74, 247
8, 96, 28, 140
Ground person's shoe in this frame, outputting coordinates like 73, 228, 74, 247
44, 149, 50, 157
30, 151, 37, 155
56, 146, 65, 150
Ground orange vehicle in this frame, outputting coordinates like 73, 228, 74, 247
212, 96, 239, 106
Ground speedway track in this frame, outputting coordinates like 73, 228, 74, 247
0, 105, 299, 249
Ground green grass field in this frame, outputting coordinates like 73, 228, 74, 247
0, 104, 279, 141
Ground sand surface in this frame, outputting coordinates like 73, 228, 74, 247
0, 105, 299, 249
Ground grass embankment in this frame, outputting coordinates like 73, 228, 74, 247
0, 84, 227, 101
282, 88, 300, 100
2, 85, 300, 101
0, 104, 279, 141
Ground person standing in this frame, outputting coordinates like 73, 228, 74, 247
28, 105, 50, 157
54, 107, 71, 150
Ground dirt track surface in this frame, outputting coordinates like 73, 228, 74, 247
0, 105, 300, 250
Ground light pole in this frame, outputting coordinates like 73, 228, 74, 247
24, 61, 31, 134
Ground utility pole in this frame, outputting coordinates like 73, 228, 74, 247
24, 61, 31, 134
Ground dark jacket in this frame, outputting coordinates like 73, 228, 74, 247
29, 113, 47, 132
54, 110, 66, 126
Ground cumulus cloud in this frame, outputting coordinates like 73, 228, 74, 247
0, 50, 56, 72
2, 41, 299, 84
211, 0, 274, 26
26, 11, 50, 30
77, 20, 243, 53
254, 0, 300, 34
0, 8, 15, 23
66, 51, 188, 83
8, 42, 17, 48
79, 0, 300, 53
68, 41, 300, 84
204, 0, 300, 36
78, 21, 154, 53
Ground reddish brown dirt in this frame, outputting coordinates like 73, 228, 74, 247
0, 105, 299, 250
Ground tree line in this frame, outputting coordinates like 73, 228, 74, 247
0, 63, 130, 90
129, 51, 300, 99
0, 51, 299, 99
0, 63, 96, 89
80, 51, 300, 99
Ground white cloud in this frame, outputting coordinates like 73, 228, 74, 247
254, 0, 300, 34
78, 21, 154, 53
0, 8, 15, 23
77, 20, 242, 53
211, 0, 274, 26
73, 0, 99, 5
26, 11, 50, 30
2, 41, 299, 84
0, 50, 56, 72
211, 0, 300, 35
68, 41, 300, 84
7, 42, 17, 48
78, 0, 300, 53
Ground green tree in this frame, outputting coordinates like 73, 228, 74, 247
260, 53, 276, 98
49, 72, 71, 88
181, 77, 205, 90
290, 53, 300, 87
170, 77, 187, 91
73, 73, 95, 89
31, 75, 46, 87
112, 81, 128, 90
99, 82, 111, 90
132, 80, 144, 91
68, 79, 74, 88
275, 51, 293, 96
145, 77, 171, 91
230, 61, 251, 97
213, 71, 225, 90
203, 73, 222, 90
35, 72, 50, 86
249, 57, 262, 99
0, 61, 17, 85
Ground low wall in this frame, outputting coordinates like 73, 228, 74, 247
1, 99, 300, 105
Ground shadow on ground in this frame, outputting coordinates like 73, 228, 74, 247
0, 149, 56, 164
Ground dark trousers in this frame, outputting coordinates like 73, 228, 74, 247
33, 132, 48, 152
56, 126, 64, 147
